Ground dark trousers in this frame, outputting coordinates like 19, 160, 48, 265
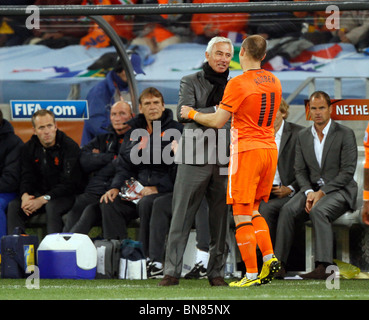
69, 202, 102, 234
259, 195, 291, 245
63, 192, 100, 232
100, 196, 138, 240
138, 193, 169, 258
7, 196, 75, 234
148, 192, 209, 263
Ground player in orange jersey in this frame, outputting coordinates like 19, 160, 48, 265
181, 35, 282, 287
362, 123, 369, 225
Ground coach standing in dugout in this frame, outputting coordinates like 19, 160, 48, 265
159, 37, 233, 287
180, 35, 283, 287
7, 109, 85, 234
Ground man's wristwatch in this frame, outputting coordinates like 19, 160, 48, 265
43, 195, 51, 201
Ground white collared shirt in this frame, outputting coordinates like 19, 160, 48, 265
305, 119, 332, 196
311, 119, 332, 168
273, 120, 284, 185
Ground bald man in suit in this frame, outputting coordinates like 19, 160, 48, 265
274, 91, 358, 279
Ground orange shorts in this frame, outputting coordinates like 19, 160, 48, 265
227, 148, 278, 215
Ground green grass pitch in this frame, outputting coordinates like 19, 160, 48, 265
0, 278, 368, 300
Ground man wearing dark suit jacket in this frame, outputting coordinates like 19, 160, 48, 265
274, 91, 358, 279
259, 99, 304, 244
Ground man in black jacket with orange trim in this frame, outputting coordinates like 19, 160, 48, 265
63, 100, 133, 233
100, 87, 183, 243
7, 109, 85, 234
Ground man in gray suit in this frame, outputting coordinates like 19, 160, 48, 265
274, 91, 358, 279
259, 99, 304, 244
159, 36, 233, 286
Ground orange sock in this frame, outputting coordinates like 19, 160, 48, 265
252, 214, 274, 258
235, 222, 258, 274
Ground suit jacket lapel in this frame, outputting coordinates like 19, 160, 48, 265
305, 127, 320, 170
279, 121, 291, 157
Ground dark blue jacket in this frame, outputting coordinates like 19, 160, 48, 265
81, 70, 128, 146
0, 119, 23, 193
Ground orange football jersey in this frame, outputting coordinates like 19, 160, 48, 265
220, 69, 282, 153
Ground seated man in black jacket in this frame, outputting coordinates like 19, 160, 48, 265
7, 109, 85, 234
100, 87, 183, 244
0, 109, 23, 240
63, 100, 133, 233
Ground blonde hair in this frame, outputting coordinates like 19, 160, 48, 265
279, 98, 289, 119
31, 109, 55, 128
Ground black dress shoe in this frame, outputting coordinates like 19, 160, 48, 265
209, 277, 228, 286
158, 275, 179, 286
300, 264, 331, 280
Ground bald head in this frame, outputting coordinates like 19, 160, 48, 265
110, 101, 133, 135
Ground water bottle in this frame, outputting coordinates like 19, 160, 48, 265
224, 248, 234, 279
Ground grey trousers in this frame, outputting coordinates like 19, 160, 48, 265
274, 191, 350, 265
164, 163, 228, 280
